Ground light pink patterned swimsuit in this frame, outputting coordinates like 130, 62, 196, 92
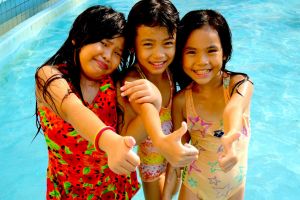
135, 65, 174, 182
182, 72, 251, 199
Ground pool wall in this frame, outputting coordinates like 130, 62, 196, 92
0, 0, 86, 68
0, 0, 64, 35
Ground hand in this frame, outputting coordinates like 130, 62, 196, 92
105, 135, 140, 175
156, 122, 199, 167
218, 131, 240, 172
120, 80, 162, 110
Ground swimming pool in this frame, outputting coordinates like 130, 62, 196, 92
0, 0, 299, 199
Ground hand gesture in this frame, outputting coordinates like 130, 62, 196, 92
218, 131, 240, 172
105, 134, 140, 175
158, 122, 199, 167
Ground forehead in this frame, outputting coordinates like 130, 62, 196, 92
107, 37, 125, 47
136, 25, 175, 40
186, 25, 221, 47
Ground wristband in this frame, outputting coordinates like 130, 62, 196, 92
94, 126, 115, 152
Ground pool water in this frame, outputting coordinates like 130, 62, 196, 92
0, 0, 299, 199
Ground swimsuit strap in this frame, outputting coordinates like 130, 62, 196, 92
222, 71, 231, 104
135, 64, 147, 79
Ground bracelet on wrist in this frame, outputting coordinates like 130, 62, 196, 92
94, 126, 115, 152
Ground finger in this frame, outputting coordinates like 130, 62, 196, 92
121, 84, 145, 97
122, 80, 147, 90
112, 165, 130, 175
126, 149, 141, 166
123, 136, 136, 148
128, 91, 149, 102
222, 133, 240, 152
133, 96, 152, 104
120, 159, 138, 172
183, 143, 199, 156
173, 121, 188, 140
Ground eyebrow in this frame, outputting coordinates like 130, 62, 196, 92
140, 36, 175, 42
184, 44, 220, 50
106, 39, 124, 52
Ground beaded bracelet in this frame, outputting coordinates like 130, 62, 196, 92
94, 126, 115, 152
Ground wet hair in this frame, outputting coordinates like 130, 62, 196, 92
124, 0, 179, 68
34, 5, 127, 137
171, 9, 250, 90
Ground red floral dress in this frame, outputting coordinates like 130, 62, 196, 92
38, 70, 140, 200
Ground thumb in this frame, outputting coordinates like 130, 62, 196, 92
173, 121, 188, 140
123, 136, 136, 148
227, 132, 241, 145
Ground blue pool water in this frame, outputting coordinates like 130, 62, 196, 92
0, 0, 299, 199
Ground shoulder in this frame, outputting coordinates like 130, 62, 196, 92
227, 72, 253, 95
173, 89, 186, 109
123, 68, 140, 82
36, 65, 62, 80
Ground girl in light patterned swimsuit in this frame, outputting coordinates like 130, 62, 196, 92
118, 0, 199, 199
163, 10, 254, 200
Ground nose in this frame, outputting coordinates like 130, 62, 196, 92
153, 45, 166, 59
196, 53, 209, 66
102, 48, 112, 63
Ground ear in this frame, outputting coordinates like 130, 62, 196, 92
72, 40, 76, 45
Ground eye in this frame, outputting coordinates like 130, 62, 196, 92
100, 41, 108, 47
164, 40, 175, 47
114, 51, 122, 57
142, 42, 153, 47
208, 49, 218, 53
185, 50, 196, 55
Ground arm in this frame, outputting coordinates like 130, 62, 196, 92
121, 78, 198, 167
36, 66, 140, 175
162, 91, 189, 199
116, 80, 150, 144
218, 75, 254, 172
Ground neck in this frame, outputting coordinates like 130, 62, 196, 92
136, 64, 166, 84
193, 72, 223, 93
80, 74, 99, 89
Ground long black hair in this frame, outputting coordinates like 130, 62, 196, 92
34, 5, 127, 136
171, 9, 250, 91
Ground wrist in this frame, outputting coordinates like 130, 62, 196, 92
95, 126, 115, 152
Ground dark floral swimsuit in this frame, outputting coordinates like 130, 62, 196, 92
38, 66, 140, 199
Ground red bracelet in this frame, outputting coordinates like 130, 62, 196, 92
94, 126, 115, 152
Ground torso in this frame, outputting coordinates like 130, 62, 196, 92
182, 72, 251, 200
38, 69, 139, 199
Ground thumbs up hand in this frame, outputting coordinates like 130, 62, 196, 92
156, 122, 199, 167
218, 131, 241, 172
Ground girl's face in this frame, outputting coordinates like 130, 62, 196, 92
79, 36, 125, 80
135, 25, 176, 75
182, 25, 224, 85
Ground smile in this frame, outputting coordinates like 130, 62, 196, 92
193, 69, 211, 77
150, 61, 167, 69
95, 59, 108, 70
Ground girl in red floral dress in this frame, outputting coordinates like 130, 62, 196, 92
35, 5, 160, 200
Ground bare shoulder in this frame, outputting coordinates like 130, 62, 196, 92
123, 69, 141, 82
173, 89, 186, 109
36, 65, 61, 80
229, 73, 254, 97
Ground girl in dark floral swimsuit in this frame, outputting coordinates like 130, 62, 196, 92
35, 5, 160, 199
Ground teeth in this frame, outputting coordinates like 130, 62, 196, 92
152, 62, 164, 66
194, 69, 210, 75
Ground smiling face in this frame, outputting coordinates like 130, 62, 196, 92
134, 25, 176, 76
182, 25, 224, 86
79, 36, 125, 80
